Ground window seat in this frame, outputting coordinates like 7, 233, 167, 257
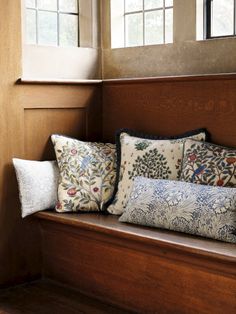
35, 211, 236, 313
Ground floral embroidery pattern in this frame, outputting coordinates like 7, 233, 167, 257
107, 131, 207, 215
119, 177, 236, 243
181, 140, 236, 187
128, 149, 171, 179
51, 135, 116, 212
135, 140, 151, 151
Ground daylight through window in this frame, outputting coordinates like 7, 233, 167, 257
25, 0, 79, 47
111, 0, 173, 48
205, 0, 236, 38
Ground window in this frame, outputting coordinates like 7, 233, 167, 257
204, 0, 236, 39
111, 0, 173, 48
25, 0, 79, 47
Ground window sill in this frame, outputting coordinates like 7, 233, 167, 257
17, 78, 102, 85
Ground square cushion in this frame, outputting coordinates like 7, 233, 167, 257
181, 139, 236, 187
107, 128, 208, 215
51, 135, 116, 212
119, 177, 236, 243
13, 158, 59, 218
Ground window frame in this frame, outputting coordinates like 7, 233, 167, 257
25, 0, 80, 47
204, 0, 236, 39
123, 0, 173, 47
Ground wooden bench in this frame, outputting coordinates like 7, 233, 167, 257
32, 74, 236, 313
36, 211, 236, 313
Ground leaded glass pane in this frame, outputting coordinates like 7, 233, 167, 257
212, 0, 234, 36
145, 0, 163, 10
38, 11, 58, 45
38, 0, 57, 11
59, 14, 78, 46
125, 13, 143, 46
145, 10, 163, 45
59, 0, 78, 13
125, 0, 143, 12
26, 9, 37, 44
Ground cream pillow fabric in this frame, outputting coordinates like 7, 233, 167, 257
51, 135, 116, 213
107, 129, 208, 215
13, 159, 59, 218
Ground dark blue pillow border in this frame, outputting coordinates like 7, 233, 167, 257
104, 128, 211, 211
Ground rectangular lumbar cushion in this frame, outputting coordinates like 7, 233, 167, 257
51, 134, 116, 212
180, 139, 236, 187
119, 177, 236, 243
13, 158, 59, 218
107, 128, 209, 215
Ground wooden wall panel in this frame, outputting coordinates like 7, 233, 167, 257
0, 81, 102, 287
24, 108, 86, 160
102, 75, 236, 147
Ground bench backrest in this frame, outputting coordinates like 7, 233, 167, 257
103, 74, 236, 147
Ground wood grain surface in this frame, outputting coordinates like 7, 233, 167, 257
36, 212, 236, 314
0, 0, 102, 286
102, 74, 236, 147
0, 279, 129, 314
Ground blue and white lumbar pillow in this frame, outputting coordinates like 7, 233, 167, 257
119, 177, 236, 243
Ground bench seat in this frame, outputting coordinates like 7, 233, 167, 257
36, 211, 236, 313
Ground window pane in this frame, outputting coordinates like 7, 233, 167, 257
26, 0, 36, 8
145, 0, 163, 10
212, 0, 234, 36
59, 0, 78, 13
59, 14, 78, 46
145, 10, 163, 45
125, 0, 143, 12
165, 8, 173, 43
165, 0, 173, 7
125, 13, 143, 47
38, 0, 57, 11
38, 11, 58, 45
26, 9, 37, 44
196, 0, 204, 40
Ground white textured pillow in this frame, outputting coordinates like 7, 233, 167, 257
13, 158, 59, 218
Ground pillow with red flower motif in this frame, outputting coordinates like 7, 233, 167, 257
51, 135, 116, 213
180, 139, 236, 187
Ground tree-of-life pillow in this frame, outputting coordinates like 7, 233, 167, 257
107, 128, 209, 215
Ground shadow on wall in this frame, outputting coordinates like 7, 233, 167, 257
0, 163, 42, 288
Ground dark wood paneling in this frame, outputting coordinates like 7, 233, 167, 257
0, 279, 128, 314
102, 74, 236, 147
0, 79, 102, 286
37, 213, 236, 314
24, 108, 86, 160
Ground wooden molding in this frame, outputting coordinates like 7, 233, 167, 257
17, 78, 102, 85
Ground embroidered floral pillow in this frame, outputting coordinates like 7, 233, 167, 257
106, 128, 208, 215
119, 177, 236, 243
181, 139, 236, 187
51, 135, 116, 212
